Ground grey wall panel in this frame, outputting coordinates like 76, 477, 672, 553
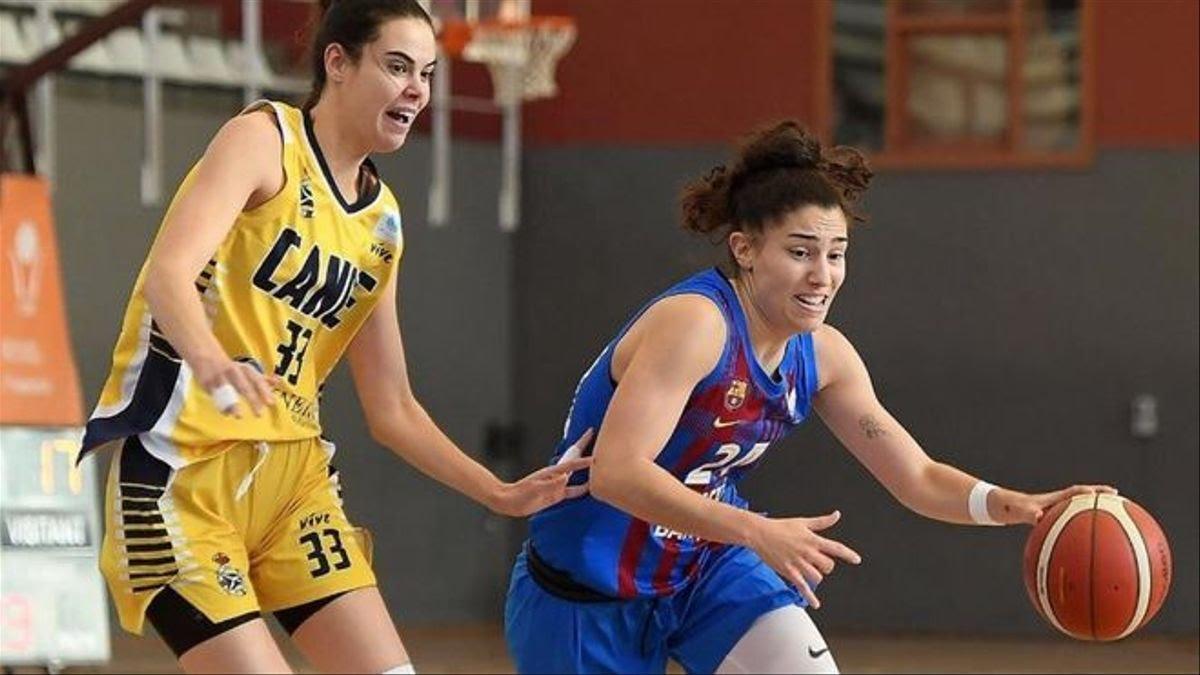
52, 80, 513, 623
515, 146, 1198, 635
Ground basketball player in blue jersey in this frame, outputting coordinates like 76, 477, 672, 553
505, 122, 1115, 674
81, 1, 586, 673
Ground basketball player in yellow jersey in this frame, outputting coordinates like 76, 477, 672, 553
80, 2, 589, 672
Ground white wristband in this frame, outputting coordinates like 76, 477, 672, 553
210, 383, 239, 412
968, 480, 1001, 525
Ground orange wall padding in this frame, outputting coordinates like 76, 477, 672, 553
1094, 0, 1199, 146
0, 175, 84, 425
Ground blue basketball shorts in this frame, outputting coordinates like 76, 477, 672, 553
504, 543, 805, 674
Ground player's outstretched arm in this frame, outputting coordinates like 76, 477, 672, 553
347, 274, 590, 517
812, 325, 1114, 526
142, 110, 283, 418
588, 296, 860, 608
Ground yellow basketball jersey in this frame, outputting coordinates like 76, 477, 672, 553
83, 101, 403, 468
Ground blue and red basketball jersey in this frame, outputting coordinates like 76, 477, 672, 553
529, 268, 820, 598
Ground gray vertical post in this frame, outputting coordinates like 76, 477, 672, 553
141, 8, 163, 206
34, 1, 54, 184
499, 96, 520, 231
429, 56, 451, 226
242, 0, 263, 105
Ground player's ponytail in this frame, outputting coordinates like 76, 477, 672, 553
680, 164, 734, 240
678, 120, 873, 274
303, 0, 434, 110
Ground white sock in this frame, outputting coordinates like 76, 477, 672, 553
382, 664, 415, 674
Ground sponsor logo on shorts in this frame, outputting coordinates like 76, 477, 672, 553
808, 646, 830, 659
213, 552, 247, 596
298, 511, 331, 531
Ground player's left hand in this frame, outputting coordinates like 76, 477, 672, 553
490, 429, 595, 517
994, 484, 1119, 525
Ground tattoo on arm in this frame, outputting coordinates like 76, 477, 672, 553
859, 414, 888, 440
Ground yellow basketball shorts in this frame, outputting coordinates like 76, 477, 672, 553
99, 435, 376, 635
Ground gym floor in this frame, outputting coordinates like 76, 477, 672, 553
10, 625, 1197, 674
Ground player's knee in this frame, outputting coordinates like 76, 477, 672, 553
718, 605, 838, 674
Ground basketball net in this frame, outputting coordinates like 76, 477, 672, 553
446, 17, 577, 106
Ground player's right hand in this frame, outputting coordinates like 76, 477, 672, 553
194, 356, 278, 418
746, 510, 862, 609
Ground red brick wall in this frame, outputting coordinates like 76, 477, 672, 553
525, 0, 825, 145
1094, 0, 1199, 146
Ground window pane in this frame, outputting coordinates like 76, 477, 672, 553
1022, 0, 1082, 150
833, 0, 886, 150
906, 34, 1009, 146
897, 0, 1010, 17
832, 0, 1086, 160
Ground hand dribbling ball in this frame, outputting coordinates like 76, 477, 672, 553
1023, 493, 1171, 640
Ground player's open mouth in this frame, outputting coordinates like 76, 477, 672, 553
386, 108, 416, 125
794, 294, 827, 310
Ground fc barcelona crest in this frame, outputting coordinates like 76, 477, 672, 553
724, 380, 748, 411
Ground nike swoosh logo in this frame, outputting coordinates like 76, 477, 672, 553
712, 418, 744, 428
808, 646, 830, 659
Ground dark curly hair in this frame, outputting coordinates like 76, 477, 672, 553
680, 121, 873, 274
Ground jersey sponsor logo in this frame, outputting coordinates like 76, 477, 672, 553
278, 390, 319, 430
299, 175, 315, 218
724, 379, 748, 411
373, 211, 401, 246
808, 646, 830, 659
212, 552, 247, 596
712, 417, 744, 429
298, 511, 331, 531
652, 524, 698, 542
252, 227, 378, 328
369, 242, 394, 264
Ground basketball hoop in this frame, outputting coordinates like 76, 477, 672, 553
440, 16, 577, 106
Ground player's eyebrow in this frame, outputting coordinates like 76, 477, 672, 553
384, 50, 436, 69
787, 232, 849, 244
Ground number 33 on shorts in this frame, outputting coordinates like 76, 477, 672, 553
298, 526, 374, 577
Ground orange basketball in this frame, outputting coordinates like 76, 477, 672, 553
1023, 493, 1171, 641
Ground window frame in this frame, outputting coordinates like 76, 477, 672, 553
821, 0, 1097, 170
